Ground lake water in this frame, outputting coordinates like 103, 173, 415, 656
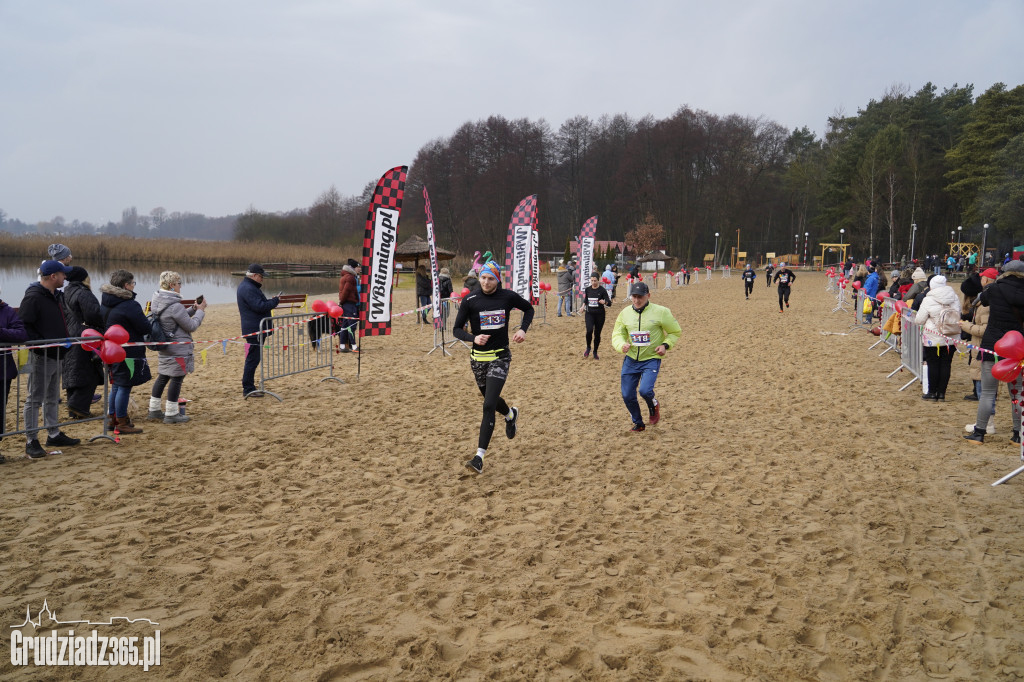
0, 258, 340, 308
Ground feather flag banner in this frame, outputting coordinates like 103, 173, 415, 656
360, 166, 408, 337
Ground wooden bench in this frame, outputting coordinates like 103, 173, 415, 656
144, 299, 196, 315
271, 293, 308, 316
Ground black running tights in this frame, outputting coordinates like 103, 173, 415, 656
585, 312, 605, 352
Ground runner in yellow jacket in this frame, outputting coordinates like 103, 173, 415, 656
611, 281, 682, 432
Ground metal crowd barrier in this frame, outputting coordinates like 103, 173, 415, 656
254, 312, 344, 401
869, 297, 900, 357
2, 337, 115, 447
887, 307, 922, 391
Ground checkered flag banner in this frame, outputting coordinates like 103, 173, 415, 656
360, 166, 408, 337
423, 187, 442, 330
576, 215, 598, 292
503, 194, 538, 303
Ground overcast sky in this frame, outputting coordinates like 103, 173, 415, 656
1, 0, 1021, 226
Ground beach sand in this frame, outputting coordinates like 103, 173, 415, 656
2, 272, 1024, 680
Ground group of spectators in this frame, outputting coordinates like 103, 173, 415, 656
849, 255, 1024, 446
1, 244, 207, 462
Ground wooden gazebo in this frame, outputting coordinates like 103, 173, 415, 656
394, 235, 456, 282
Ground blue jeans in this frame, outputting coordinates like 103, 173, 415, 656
558, 294, 573, 316
108, 383, 133, 419
620, 356, 661, 425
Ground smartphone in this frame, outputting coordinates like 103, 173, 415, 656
195, 294, 204, 304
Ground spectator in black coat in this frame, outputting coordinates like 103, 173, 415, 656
61, 267, 105, 418
100, 269, 152, 434
965, 260, 1024, 444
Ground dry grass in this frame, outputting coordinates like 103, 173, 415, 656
0, 234, 357, 266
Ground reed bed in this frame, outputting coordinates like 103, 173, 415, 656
0, 234, 357, 266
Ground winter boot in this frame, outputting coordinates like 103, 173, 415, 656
148, 396, 164, 420
117, 416, 143, 434
163, 401, 190, 424
1012, 430, 1021, 444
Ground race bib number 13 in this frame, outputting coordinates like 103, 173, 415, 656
479, 309, 506, 330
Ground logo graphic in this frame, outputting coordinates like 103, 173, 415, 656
10, 600, 161, 671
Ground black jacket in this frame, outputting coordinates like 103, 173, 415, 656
61, 281, 105, 390
100, 284, 150, 360
18, 282, 69, 358
979, 271, 1024, 352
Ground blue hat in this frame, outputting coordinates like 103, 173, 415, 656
479, 260, 501, 280
40, 260, 73, 276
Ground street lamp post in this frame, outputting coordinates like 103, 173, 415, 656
713, 232, 719, 269
794, 234, 799, 255
911, 223, 917, 262
839, 229, 845, 271
803, 232, 809, 267
982, 223, 990, 265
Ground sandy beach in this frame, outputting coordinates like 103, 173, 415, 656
2, 271, 1024, 680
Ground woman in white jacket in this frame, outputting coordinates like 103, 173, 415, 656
914, 275, 961, 401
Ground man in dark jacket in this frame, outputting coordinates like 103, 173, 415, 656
18, 260, 80, 458
965, 260, 1024, 444
237, 264, 280, 398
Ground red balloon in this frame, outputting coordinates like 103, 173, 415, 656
81, 328, 103, 352
637, 275, 643, 281
667, 271, 674, 276
894, 300, 908, 313
541, 282, 551, 291
461, 287, 471, 298
995, 331, 1024, 362
877, 292, 890, 300
601, 277, 610, 284
311, 299, 328, 313
992, 357, 1023, 383
852, 281, 862, 289
327, 304, 344, 319
841, 283, 847, 289
99, 340, 126, 364
104, 324, 129, 345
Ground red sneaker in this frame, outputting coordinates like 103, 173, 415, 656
650, 399, 661, 425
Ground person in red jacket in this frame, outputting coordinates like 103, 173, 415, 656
337, 259, 360, 353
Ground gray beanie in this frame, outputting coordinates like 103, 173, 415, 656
48, 243, 72, 261
1002, 260, 1024, 274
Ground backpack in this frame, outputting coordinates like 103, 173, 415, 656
937, 305, 962, 337
146, 307, 171, 351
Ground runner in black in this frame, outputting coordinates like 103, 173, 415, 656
765, 263, 775, 287
452, 260, 534, 474
583, 272, 612, 359
741, 264, 756, 299
773, 263, 796, 312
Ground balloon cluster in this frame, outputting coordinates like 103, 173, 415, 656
311, 299, 345, 319
601, 277, 611, 284
992, 331, 1024, 382
538, 282, 551, 292
81, 324, 130, 364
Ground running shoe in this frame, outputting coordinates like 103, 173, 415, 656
505, 407, 519, 439
148, 410, 164, 421
630, 423, 646, 433
466, 455, 483, 474
965, 422, 997, 435
649, 399, 661, 425
593, 351, 599, 360
25, 440, 47, 459
786, 302, 790, 308
583, 349, 590, 358
46, 432, 80, 447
